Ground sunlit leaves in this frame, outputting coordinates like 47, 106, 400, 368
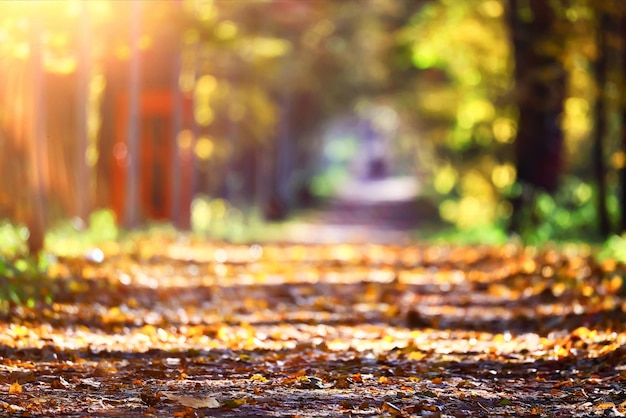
492, 117, 517, 143
433, 164, 457, 194
194, 75, 217, 126
401, 0, 515, 230
3, 236, 626, 415
194, 136, 214, 160
491, 163, 516, 189
214, 20, 238, 41
186, 0, 217, 24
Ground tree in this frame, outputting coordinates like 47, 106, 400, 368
507, 0, 567, 235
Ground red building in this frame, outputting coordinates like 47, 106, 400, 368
99, 4, 195, 228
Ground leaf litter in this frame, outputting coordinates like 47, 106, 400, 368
1, 237, 626, 416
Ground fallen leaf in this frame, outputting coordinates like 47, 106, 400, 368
9, 381, 22, 394
8, 371, 35, 385
162, 392, 220, 409
51, 376, 71, 389
224, 398, 247, 408
497, 398, 511, 406
250, 374, 268, 383
382, 401, 402, 416
79, 378, 101, 389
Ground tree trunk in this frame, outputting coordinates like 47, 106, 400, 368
76, 2, 92, 223
619, 3, 626, 233
507, 0, 566, 234
594, 8, 611, 237
26, 16, 47, 257
124, 0, 142, 229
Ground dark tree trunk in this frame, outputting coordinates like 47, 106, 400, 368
507, 0, 567, 234
619, 3, 626, 233
594, 8, 611, 237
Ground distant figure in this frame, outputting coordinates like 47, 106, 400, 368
359, 118, 389, 181
368, 156, 387, 180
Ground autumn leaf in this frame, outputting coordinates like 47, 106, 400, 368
9, 381, 22, 394
298, 376, 334, 389
223, 398, 247, 408
161, 392, 220, 409
249, 374, 269, 383
382, 401, 403, 416
497, 398, 512, 406
408, 350, 426, 361
8, 371, 35, 385
51, 376, 71, 389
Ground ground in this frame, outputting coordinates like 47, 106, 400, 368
1, 234, 626, 417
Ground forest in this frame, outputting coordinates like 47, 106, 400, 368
1, 0, 626, 249
2, 0, 626, 416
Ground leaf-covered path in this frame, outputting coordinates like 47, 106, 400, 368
2, 238, 626, 417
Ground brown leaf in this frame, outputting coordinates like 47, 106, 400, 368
162, 392, 220, 409
51, 376, 71, 389
8, 371, 35, 385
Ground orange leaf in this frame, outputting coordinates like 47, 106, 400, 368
9, 381, 22, 394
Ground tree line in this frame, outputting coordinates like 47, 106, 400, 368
1, 0, 626, 256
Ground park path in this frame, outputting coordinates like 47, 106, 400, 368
1, 228, 626, 416
287, 176, 435, 244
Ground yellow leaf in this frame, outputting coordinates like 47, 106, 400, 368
250, 374, 268, 383
9, 381, 22, 394
224, 398, 247, 408
597, 402, 616, 410
12, 325, 29, 337
408, 351, 426, 361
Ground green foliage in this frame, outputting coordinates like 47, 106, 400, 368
191, 196, 287, 242
512, 177, 603, 245
599, 234, 626, 263
0, 253, 53, 312
418, 224, 509, 246
399, 0, 517, 231
44, 209, 119, 257
0, 221, 46, 310
0, 221, 29, 258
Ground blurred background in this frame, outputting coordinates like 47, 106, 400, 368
1, 0, 626, 254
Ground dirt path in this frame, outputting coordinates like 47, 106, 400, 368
1, 238, 626, 417
287, 176, 436, 244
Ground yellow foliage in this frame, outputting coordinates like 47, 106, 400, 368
493, 117, 516, 143
439, 199, 458, 223
461, 170, 493, 199
194, 136, 214, 160
457, 99, 495, 129
194, 105, 214, 126
491, 164, 516, 189
240, 37, 291, 59
434, 164, 458, 194
215, 20, 238, 40
480, 0, 504, 18
195, 75, 217, 98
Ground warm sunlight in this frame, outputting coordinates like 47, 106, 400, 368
1, 1, 626, 416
